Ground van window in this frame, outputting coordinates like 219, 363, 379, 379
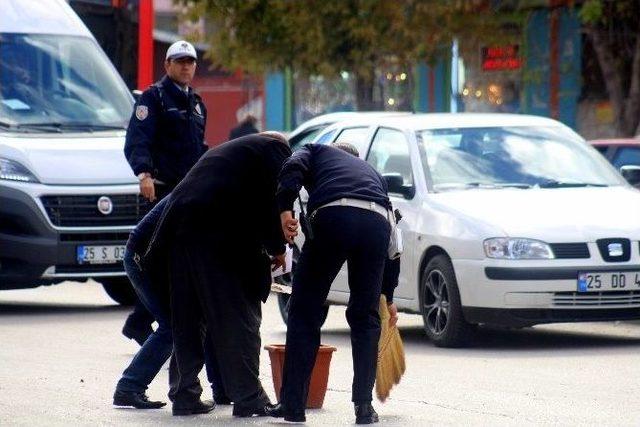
0, 34, 132, 132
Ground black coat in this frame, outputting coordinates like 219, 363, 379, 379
144, 133, 292, 302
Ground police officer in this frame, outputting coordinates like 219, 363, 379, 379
121, 40, 208, 345
267, 142, 399, 424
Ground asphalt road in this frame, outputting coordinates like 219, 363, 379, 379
1, 280, 639, 426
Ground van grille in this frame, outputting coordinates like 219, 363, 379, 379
553, 291, 640, 307
41, 195, 151, 227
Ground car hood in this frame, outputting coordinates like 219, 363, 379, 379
429, 186, 640, 241
0, 132, 136, 185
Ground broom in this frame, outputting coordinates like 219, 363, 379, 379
375, 294, 406, 402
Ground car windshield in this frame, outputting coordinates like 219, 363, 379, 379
0, 33, 132, 132
417, 126, 625, 191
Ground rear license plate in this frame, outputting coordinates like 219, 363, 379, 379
76, 245, 125, 264
577, 271, 640, 292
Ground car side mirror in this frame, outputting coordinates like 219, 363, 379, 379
132, 90, 142, 102
620, 165, 640, 187
384, 173, 415, 199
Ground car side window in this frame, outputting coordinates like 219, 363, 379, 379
612, 147, 640, 169
333, 127, 369, 156
290, 126, 324, 151
366, 127, 415, 198
315, 129, 337, 145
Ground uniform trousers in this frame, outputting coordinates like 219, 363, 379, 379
169, 240, 270, 410
281, 206, 390, 414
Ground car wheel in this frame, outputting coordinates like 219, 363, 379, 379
420, 255, 472, 347
101, 277, 137, 306
275, 252, 329, 326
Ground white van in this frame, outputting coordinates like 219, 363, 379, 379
0, 0, 146, 304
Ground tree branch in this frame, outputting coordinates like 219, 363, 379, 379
624, 23, 640, 136
585, 25, 626, 134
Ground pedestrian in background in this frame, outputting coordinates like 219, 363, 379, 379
112, 196, 228, 411
267, 142, 397, 424
144, 132, 291, 417
228, 113, 259, 140
121, 40, 208, 345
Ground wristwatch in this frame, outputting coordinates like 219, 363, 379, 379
137, 172, 151, 181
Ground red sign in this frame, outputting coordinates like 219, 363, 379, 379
481, 45, 522, 71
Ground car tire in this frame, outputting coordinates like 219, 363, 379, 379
274, 249, 329, 326
101, 277, 137, 306
277, 292, 329, 327
420, 255, 472, 347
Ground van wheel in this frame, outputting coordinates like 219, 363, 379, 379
275, 252, 329, 326
101, 277, 137, 306
420, 255, 472, 347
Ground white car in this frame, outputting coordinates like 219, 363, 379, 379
276, 113, 640, 347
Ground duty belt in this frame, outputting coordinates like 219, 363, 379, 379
312, 198, 390, 221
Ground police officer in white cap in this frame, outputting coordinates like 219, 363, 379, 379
121, 41, 208, 354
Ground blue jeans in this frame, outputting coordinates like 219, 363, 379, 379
116, 248, 226, 398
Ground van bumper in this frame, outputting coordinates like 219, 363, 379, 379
0, 184, 131, 289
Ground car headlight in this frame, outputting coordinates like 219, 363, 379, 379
0, 158, 39, 183
484, 238, 554, 259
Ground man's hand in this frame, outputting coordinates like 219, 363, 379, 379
271, 253, 286, 272
388, 302, 398, 328
140, 176, 156, 202
280, 211, 298, 244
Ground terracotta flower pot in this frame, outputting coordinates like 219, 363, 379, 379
264, 344, 337, 409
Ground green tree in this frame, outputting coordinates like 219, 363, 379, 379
181, 0, 501, 110
580, 0, 640, 136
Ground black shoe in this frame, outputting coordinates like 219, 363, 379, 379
232, 401, 272, 417
264, 403, 306, 422
113, 390, 166, 409
121, 322, 153, 346
172, 399, 215, 416
355, 403, 379, 424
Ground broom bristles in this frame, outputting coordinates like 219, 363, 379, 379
375, 295, 406, 402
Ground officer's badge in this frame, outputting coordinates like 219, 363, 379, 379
194, 103, 202, 115
136, 105, 149, 121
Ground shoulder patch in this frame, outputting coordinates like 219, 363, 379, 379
194, 103, 202, 115
136, 105, 149, 121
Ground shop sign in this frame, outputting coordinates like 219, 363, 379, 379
481, 45, 522, 71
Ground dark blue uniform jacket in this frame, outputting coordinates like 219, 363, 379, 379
124, 75, 208, 187
276, 144, 391, 214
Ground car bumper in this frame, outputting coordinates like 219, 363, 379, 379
453, 256, 640, 326
0, 183, 137, 289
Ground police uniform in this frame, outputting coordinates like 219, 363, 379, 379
124, 75, 208, 198
122, 42, 208, 350
272, 144, 395, 423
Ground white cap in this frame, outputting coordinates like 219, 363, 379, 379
166, 40, 197, 61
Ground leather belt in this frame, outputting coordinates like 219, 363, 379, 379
312, 198, 390, 221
